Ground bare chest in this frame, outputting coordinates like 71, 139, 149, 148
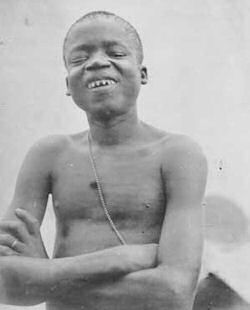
51, 148, 166, 229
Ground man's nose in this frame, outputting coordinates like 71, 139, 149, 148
85, 52, 111, 71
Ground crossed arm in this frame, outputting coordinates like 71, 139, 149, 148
0, 135, 207, 309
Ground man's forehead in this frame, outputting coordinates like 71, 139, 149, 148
67, 18, 129, 44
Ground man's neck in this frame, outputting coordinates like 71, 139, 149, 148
87, 108, 142, 147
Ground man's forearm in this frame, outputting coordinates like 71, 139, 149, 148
49, 265, 196, 310
0, 250, 196, 310
0, 244, 157, 306
87, 266, 196, 310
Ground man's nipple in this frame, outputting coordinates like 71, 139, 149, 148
90, 181, 98, 189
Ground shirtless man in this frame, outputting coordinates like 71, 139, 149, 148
0, 11, 207, 310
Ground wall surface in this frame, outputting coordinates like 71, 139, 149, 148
1, 0, 250, 309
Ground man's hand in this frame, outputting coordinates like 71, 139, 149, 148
0, 209, 48, 258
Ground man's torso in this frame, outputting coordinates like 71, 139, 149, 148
51, 128, 169, 258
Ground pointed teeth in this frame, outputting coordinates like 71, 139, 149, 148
88, 79, 116, 89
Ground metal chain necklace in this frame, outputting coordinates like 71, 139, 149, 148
87, 131, 127, 245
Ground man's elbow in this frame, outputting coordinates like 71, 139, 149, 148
0, 277, 45, 306
0, 258, 45, 306
155, 265, 199, 309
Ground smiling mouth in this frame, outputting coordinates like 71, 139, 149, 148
87, 79, 117, 89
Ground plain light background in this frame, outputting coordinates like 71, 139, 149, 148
1, 0, 250, 309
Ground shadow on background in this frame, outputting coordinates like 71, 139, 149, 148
194, 273, 250, 310
193, 195, 250, 310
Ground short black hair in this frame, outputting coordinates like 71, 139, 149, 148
63, 11, 144, 67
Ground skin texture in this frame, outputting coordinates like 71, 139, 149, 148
0, 16, 208, 310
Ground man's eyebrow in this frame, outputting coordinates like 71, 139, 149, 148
104, 40, 124, 46
70, 44, 91, 54
70, 41, 129, 54
104, 41, 129, 49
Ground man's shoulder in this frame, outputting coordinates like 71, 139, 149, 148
25, 133, 86, 167
22, 133, 88, 175
162, 133, 203, 154
156, 131, 207, 171
29, 134, 72, 155
141, 123, 205, 158
155, 131, 208, 196
31, 131, 88, 151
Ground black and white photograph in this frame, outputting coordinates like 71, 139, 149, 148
0, 1, 250, 309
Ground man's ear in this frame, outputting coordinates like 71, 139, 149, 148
140, 66, 148, 85
65, 77, 71, 96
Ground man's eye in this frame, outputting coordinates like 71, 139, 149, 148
110, 52, 126, 58
71, 57, 87, 64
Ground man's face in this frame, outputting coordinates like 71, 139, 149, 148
64, 18, 147, 119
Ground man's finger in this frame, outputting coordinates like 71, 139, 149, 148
0, 221, 28, 242
0, 234, 16, 247
0, 234, 24, 252
0, 245, 19, 256
15, 208, 39, 235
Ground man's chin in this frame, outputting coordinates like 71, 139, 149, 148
88, 104, 128, 122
